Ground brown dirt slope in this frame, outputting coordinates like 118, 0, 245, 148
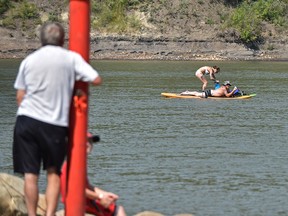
0, 0, 287, 60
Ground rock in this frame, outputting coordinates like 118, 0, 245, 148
55, 209, 94, 216
133, 211, 194, 216
134, 211, 165, 216
0, 173, 195, 216
174, 214, 194, 216
0, 173, 46, 216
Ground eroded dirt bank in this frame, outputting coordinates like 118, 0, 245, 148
0, 31, 287, 61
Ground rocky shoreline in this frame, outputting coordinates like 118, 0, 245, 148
1, 35, 288, 61
89, 35, 288, 61
0, 173, 194, 216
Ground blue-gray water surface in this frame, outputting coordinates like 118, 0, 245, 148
0, 60, 287, 216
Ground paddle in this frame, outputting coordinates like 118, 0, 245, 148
249, 93, 257, 97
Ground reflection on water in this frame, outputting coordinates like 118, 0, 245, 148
1, 60, 288, 216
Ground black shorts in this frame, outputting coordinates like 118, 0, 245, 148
204, 89, 212, 98
13, 115, 68, 175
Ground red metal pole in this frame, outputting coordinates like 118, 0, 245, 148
66, 0, 90, 215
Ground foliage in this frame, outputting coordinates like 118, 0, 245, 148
17, 1, 39, 19
225, 1, 262, 43
91, 0, 142, 33
48, 12, 60, 22
0, 0, 287, 46
224, 0, 288, 43
1, 0, 40, 29
252, 0, 288, 26
0, 0, 12, 16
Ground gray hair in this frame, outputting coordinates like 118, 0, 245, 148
40, 22, 65, 46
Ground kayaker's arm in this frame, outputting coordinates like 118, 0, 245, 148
225, 87, 237, 97
210, 70, 216, 81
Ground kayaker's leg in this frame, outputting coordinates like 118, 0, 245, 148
196, 73, 207, 91
202, 78, 208, 91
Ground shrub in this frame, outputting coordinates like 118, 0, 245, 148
91, 0, 142, 33
0, 0, 11, 16
225, 1, 262, 43
1, 1, 40, 30
18, 1, 39, 19
224, 0, 288, 43
253, 0, 287, 26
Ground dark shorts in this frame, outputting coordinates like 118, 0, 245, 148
204, 89, 212, 98
13, 115, 68, 175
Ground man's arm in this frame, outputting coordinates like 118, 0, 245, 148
16, 89, 26, 106
86, 186, 118, 208
91, 76, 102, 86
224, 87, 237, 97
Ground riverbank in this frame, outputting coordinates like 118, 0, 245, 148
89, 35, 288, 61
1, 34, 288, 61
1, 173, 194, 216
1, 0, 288, 61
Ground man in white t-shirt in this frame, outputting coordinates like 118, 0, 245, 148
13, 22, 102, 216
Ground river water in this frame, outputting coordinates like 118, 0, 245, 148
0, 59, 287, 216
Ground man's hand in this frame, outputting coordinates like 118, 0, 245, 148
95, 187, 119, 208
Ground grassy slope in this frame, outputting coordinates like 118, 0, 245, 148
0, 0, 287, 55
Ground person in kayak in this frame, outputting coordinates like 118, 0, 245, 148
195, 65, 220, 91
61, 133, 126, 216
181, 81, 237, 98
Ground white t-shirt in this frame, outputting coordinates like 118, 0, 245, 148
14, 45, 99, 127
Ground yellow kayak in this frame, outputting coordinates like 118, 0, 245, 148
161, 92, 256, 100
